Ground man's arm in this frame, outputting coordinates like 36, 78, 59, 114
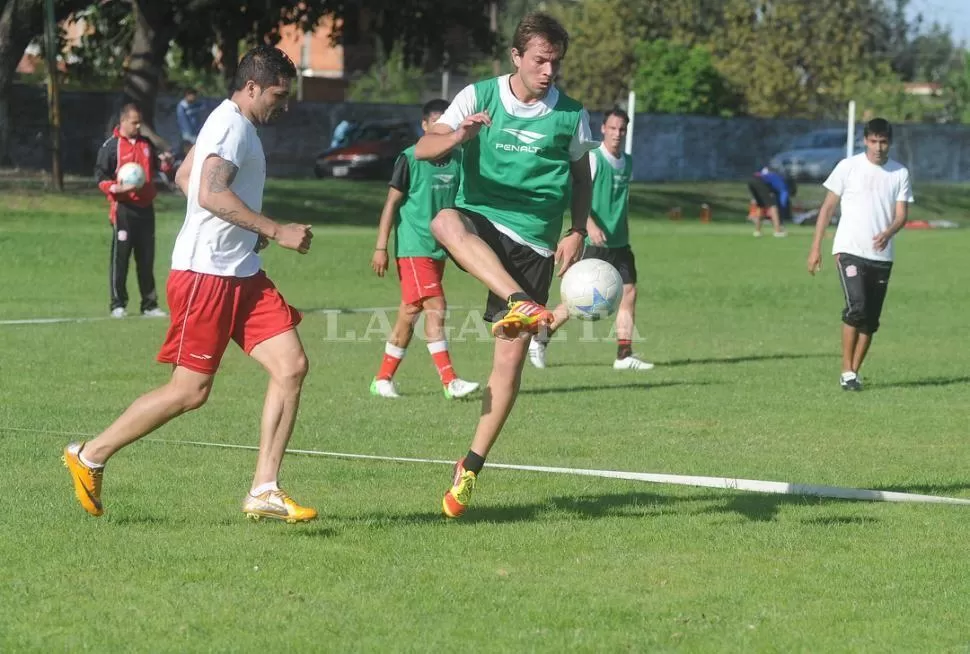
372, 188, 405, 277
414, 84, 486, 161
197, 154, 312, 253
807, 190, 840, 275
95, 139, 117, 196
874, 201, 908, 252
569, 152, 593, 233
175, 145, 195, 195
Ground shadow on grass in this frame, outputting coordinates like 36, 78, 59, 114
658, 353, 833, 367
873, 376, 970, 389
519, 380, 714, 395
342, 489, 889, 528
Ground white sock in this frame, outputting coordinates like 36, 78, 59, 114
426, 340, 448, 355
385, 343, 406, 359
841, 371, 857, 381
251, 481, 280, 496
78, 450, 104, 470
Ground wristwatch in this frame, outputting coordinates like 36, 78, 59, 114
565, 227, 587, 238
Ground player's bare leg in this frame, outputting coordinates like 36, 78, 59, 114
244, 329, 315, 522
613, 284, 652, 370
63, 366, 213, 516
390, 302, 421, 348
529, 304, 569, 368
431, 210, 523, 300
840, 324, 863, 390
767, 205, 786, 236
82, 367, 214, 464
443, 334, 529, 517
852, 332, 873, 373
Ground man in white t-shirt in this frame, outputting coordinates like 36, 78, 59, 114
414, 12, 598, 519
63, 46, 318, 522
807, 118, 913, 391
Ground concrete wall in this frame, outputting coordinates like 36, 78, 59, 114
9, 85, 970, 182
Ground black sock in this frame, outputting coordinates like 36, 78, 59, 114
507, 292, 531, 306
617, 339, 633, 360
463, 450, 486, 474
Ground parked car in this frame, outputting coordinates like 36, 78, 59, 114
314, 120, 419, 180
768, 128, 863, 182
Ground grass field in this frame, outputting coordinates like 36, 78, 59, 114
3, 177, 970, 652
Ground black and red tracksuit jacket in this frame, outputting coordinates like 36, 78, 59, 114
94, 128, 171, 224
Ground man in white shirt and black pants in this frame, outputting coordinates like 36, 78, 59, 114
807, 118, 914, 391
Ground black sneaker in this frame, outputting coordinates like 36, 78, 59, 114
840, 372, 863, 391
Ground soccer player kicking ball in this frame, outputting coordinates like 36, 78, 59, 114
414, 12, 597, 518
369, 99, 479, 400
807, 118, 913, 391
527, 107, 654, 372
63, 46, 319, 523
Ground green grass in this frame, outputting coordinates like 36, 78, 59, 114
2, 178, 970, 651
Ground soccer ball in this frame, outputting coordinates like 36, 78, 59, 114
560, 258, 623, 321
117, 162, 146, 189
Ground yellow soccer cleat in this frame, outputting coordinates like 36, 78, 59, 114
442, 460, 477, 519
63, 442, 104, 517
491, 299, 553, 339
242, 489, 317, 523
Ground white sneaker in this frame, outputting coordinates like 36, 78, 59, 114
444, 378, 480, 400
752, 231, 763, 238
142, 308, 168, 318
110, 307, 127, 319
528, 338, 547, 369
613, 356, 655, 371
773, 231, 788, 238
369, 377, 400, 399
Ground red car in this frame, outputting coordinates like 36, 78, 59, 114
314, 120, 419, 180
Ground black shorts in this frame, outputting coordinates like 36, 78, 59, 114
836, 253, 893, 334
748, 178, 778, 208
582, 244, 637, 285
450, 209, 555, 322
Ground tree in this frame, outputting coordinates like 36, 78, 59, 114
714, 0, 887, 118
347, 42, 425, 104
0, 0, 88, 166
943, 51, 970, 124
632, 39, 741, 116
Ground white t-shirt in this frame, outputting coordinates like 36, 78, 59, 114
171, 99, 266, 277
824, 153, 913, 262
589, 143, 626, 179
438, 75, 597, 163
438, 76, 598, 256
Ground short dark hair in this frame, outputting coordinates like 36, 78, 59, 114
512, 12, 569, 58
119, 103, 141, 121
232, 45, 297, 92
422, 99, 449, 118
184, 88, 197, 96
603, 107, 630, 126
864, 118, 893, 140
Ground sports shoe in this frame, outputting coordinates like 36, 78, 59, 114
110, 307, 127, 319
242, 489, 317, 523
773, 231, 788, 238
613, 356, 655, 371
442, 459, 477, 519
63, 442, 104, 517
491, 299, 553, 338
142, 308, 168, 318
444, 378, 480, 399
370, 377, 401, 399
752, 230, 763, 238
528, 338, 547, 368
840, 371, 863, 391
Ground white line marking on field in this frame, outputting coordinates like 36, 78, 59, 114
0, 307, 400, 326
5, 426, 969, 506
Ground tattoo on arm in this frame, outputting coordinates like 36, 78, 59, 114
205, 159, 238, 193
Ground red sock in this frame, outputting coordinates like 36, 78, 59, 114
377, 343, 406, 380
617, 339, 633, 360
427, 340, 457, 384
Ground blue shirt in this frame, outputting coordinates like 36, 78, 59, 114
758, 171, 790, 207
176, 99, 205, 142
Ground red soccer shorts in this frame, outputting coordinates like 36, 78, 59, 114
157, 270, 302, 374
396, 257, 446, 305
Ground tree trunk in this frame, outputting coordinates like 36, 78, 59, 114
219, 30, 239, 93
122, 0, 174, 147
0, 0, 45, 167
